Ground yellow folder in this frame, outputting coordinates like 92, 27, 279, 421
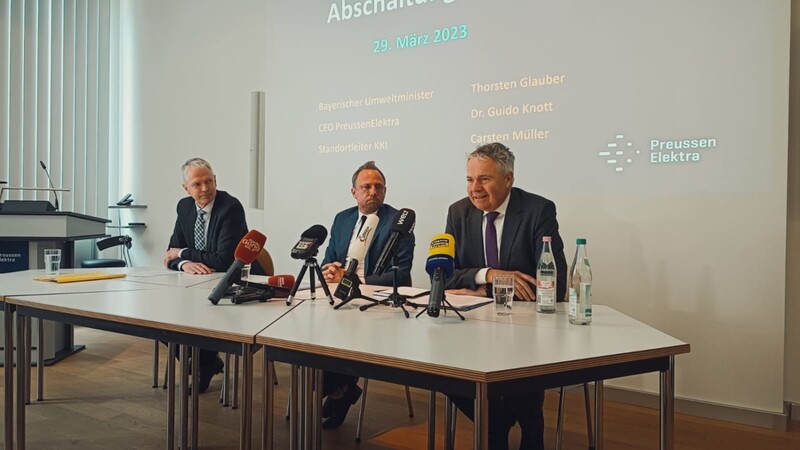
33, 273, 127, 283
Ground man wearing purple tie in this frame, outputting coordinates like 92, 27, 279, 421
443, 142, 567, 450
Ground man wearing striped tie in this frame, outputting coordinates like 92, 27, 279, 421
164, 157, 248, 392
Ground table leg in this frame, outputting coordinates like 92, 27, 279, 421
223, 353, 231, 406
25, 316, 31, 405
313, 369, 322, 450
444, 395, 453, 450
474, 382, 488, 450
179, 345, 189, 450
240, 344, 253, 450
427, 391, 436, 450
191, 347, 200, 449
289, 365, 299, 450
594, 380, 604, 450
166, 343, 176, 450
16, 313, 26, 449
4, 305, 15, 450
36, 318, 44, 401
303, 367, 313, 450
233, 354, 240, 410
262, 356, 274, 450
152, 340, 160, 388
660, 356, 675, 450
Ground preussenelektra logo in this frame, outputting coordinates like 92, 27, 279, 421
598, 134, 717, 173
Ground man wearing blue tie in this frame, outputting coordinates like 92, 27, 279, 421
163, 157, 248, 393
320, 160, 415, 429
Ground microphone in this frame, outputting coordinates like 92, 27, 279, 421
238, 274, 296, 298
290, 225, 328, 260
373, 208, 415, 275
334, 214, 379, 301
39, 160, 60, 211
265, 275, 295, 298
425, 233, 455, 317
208, 230, 267, 305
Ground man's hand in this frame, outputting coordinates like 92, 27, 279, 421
321, 261, 345, 284
163, 248, 183, 267
487, 269, 537, 301
181, 262, 214, 274
446, 288, 486, 297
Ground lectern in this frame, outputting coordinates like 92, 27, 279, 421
0, 210, 110, 365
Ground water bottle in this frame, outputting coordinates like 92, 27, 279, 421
536, 236, 557, 313
568, 238, 592, 325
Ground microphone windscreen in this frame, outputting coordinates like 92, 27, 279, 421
427, 233, 455, 258
266, 275, 295, 298
39, 160, 46, 169
301, 224, 328, 242
347, 214, 379, 262
425, 233, 455, 277
267, 275, 295, 289
233, 230, 267, 264
390, 208, 415, 236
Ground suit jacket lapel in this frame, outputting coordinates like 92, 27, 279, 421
468, 204, 484, 265
499, 189, 521, 268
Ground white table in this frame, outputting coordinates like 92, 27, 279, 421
5, 281, 300, 450
0, 267, 165, 449
257, 293, 689, 450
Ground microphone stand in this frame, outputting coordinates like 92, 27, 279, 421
229, 282, 274, 304
415, 293, 466, 321
286, 252, 333, 305
333, 275, 379, 310
358, 261, 422, 318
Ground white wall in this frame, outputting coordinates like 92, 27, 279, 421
119, 0, 269, 265
122, 0, 798, 418
785, 1, 800, 406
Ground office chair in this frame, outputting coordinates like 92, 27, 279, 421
81, 235, 132, 268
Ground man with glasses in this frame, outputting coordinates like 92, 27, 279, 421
164, 157, 248, 393
319, 160, 415, 429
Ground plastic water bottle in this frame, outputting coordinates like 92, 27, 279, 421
568, 238, 592, 325
536, 236, 557, 313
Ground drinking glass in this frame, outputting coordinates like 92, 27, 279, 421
493, 275, 514, 316
44, 249, 61, 276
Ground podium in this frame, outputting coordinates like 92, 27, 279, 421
0, 210, 110, 365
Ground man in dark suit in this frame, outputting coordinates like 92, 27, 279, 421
319, 160, 415, 429
444, 143, 567, 450
163, 157, 248, 393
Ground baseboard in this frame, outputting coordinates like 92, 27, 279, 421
791, 402, 800, 422
567, 385, 791, 431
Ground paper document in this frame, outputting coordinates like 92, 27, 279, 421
33, 273, 127, 283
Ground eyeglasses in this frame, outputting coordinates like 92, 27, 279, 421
356, 183, 385, 193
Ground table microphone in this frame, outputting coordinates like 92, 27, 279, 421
290, 225, 328, 260
39, 160, 60, 211
208, 230, 267, 305
425, 233, 455, 318
266, 275, 295, 298
374, 208, 415, 275
334, 214, 379, 301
